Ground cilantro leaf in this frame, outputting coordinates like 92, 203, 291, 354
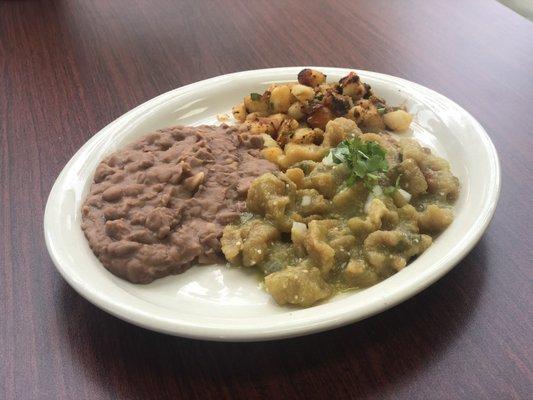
250, 92, 262, 101
329, 138, 389, 189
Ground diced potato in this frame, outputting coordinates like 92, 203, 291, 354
276, 118, 300, 147
232, 102, 246, 122
297, 68, 327, 87
342, 82, 366, 100
291, 84, 315, 103
349, 100, 385, 132
245, 120, 274, 135
270, 85, 292, 113
313, 128, 325, 143
244, 94, 269, 114
383, 110, 413, 132
287, 101, 305, 120
261, 146, 283, 164
290, 127, 318, 144
339, 72, 368, 100
262, 134, 279, 148
280, 143, 329, 168
323, 91, 352, 116
278, 118, 299, 135
260, 113, 286, 132
217, 113, 230, 122
358, 112, 385, 132
323, 117, 361, 147
306, 105, 333, 130
245, 111, 267, 121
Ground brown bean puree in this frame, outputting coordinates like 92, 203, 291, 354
82, 125, 278, 283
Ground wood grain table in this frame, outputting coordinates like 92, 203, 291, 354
1, 0, 532, 398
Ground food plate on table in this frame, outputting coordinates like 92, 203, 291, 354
44, 67, 500, 341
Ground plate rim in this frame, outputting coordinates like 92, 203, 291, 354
44, 66, 501, 341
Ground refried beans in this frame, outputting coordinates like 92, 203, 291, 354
81, 124, 278, 283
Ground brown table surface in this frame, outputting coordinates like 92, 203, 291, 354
1, 0, 532, 399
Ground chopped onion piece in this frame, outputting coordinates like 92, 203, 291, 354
364, 186, 385, 213
322, 151, 335, 165
291, 221, 307, 241
301, 195, 312, 206
398, 188, 412, 202
364, 193, 374, 214
292, 221, 307, 231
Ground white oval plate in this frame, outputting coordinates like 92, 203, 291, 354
44, 67, 500, 341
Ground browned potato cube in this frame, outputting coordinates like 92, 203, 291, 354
297, 68, 327, 87
307, 105, 333, 130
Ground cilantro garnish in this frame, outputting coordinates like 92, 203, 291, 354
383, 174, 402, 195
250, 92, 262, 101
330, 138, 388, 189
